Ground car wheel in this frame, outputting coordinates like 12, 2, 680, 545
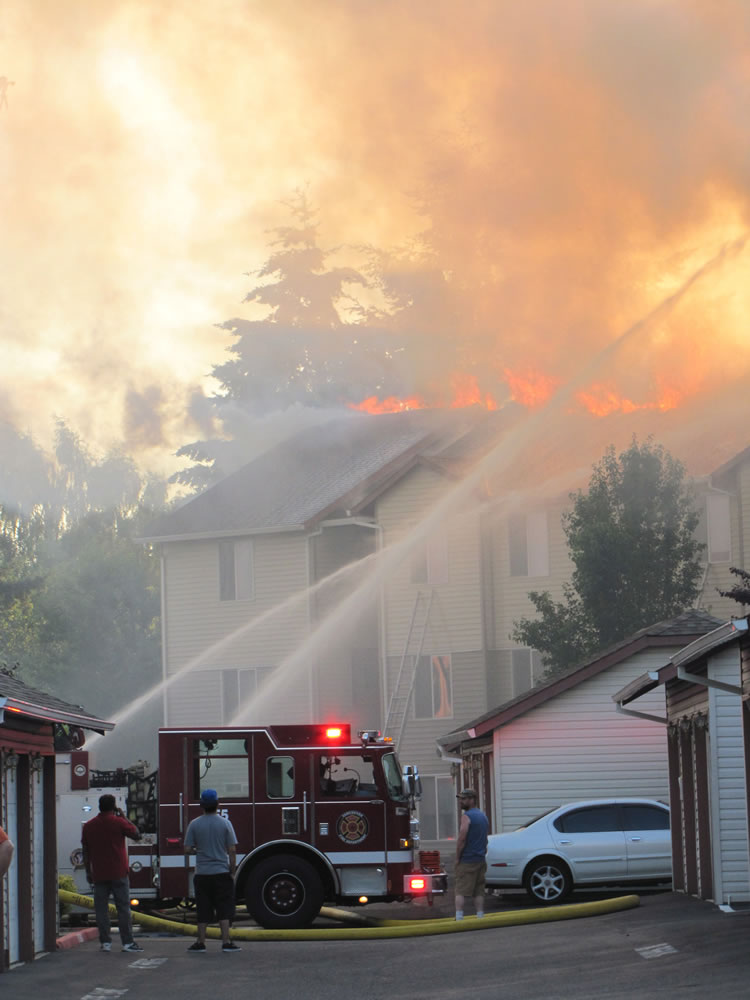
523, 856, 572, 904
246, 854, 324, 929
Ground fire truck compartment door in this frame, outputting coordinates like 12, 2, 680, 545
337, 865, 387, 896
313, 752, 389, 883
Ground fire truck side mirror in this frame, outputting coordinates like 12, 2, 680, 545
402, 765, 423, 800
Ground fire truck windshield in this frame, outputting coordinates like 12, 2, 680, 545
382, 752, 407, 801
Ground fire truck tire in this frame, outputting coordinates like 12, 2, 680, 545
246, 854, 325, 929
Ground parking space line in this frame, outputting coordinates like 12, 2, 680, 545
635, 942, 678, 959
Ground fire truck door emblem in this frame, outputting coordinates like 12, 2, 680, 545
336, 810, 369, 844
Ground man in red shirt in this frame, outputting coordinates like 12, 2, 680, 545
81, 794, 144, 953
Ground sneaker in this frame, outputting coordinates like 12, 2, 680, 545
100, 943, 112, 953
121, 942, 144, 953
222, 941, 241, 952
187, 941, 206, 952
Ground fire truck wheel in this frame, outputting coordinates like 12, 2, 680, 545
246, 854, 324, 929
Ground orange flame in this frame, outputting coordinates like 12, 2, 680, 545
503, 367, 560, 409
575, 381, 684, 417
351, 371, 692, 417
350, 394, 427, 414
450, 373, 498, 410
350, 373, 497, 413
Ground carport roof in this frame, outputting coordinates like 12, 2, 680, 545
613, 614, 749, 707
0, 670, 113, 734
439, 608, 723, 752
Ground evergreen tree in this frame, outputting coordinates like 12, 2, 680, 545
717, 567, 750, 609
512, 438, 705, 677
174, 191, 408, 490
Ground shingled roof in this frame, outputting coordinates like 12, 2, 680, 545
0, 670, 113, 733
142, 408, 518, 542
439, 608, 724, 751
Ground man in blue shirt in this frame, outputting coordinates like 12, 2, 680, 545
454, 788, 489, 920
184, 789, 241, 952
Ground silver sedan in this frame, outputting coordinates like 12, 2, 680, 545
485, 798, 671, 903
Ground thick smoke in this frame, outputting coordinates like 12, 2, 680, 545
1, 1, 750, 475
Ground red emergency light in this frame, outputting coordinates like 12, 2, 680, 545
325, 727, 343, 739
407, 876, 426, 891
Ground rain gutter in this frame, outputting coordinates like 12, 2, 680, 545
137, 525, 307, 544
612, 670, 668, 725
672, 617, 745, 696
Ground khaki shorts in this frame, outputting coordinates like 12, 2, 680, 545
454, 860, 487, 897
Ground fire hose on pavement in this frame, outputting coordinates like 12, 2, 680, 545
58, 888, 639, 940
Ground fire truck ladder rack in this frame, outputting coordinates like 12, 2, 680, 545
384, 588, 433, 750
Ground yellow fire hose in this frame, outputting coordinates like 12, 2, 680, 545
59, 889, 639, 941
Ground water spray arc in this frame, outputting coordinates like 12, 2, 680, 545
86, 545, 384, 749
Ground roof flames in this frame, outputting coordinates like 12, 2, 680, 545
350, 369, 687, 417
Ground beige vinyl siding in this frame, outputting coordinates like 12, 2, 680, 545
708, 646, 750, 904
167, 665, 311, 727
164, 533, 313, 725
493, 496, 573, 658
492, 651, 672, 832
740, 460, 750, 571
377, 466, 484, 657
164, 534, 311, 675
697, 481, 742, 621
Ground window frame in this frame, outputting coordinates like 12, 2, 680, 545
413, 653, 453, 721
417, 775, 457, 840
508, 511, 549, 577
411, 533, 450, 586
510, 647, 542, 697
706, 492, 731, 563
219, 538, 255, 601
221, 667, 272, 724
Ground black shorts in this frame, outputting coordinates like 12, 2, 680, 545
193, 873, 235, 924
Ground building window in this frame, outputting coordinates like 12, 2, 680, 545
418, 775, 457, 840
411, 534, 449, 585
511, 648, 543, 697
219, 539, 254, 601
508, 512, 549, 577
414, 654, 453, 720
221, 667, 272, 723
706, 493, 731, 563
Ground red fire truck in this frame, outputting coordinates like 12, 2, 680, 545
65, 723, 446, 928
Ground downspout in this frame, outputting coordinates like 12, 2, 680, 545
306, 531, 314, 723
675, 666, 742, 696
614, 672, 667, 725
160, 547, 169, 726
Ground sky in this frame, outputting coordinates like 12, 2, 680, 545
2, 0, 750, 482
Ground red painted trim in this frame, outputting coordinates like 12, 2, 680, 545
681, 727, 698, 896
16, 757, 32, 963
43, 758, 58, 953
694, 723, 712, 900
0, 727, 55, 755
668, 731, 684, 892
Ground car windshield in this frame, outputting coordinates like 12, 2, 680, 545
515, 807, 559, 830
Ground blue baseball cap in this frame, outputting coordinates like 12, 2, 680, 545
200, 788, 218, 806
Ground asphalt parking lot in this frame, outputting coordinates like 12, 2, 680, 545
4, 890, 750, 1000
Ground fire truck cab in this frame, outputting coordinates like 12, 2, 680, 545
126, 723, 446, 928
